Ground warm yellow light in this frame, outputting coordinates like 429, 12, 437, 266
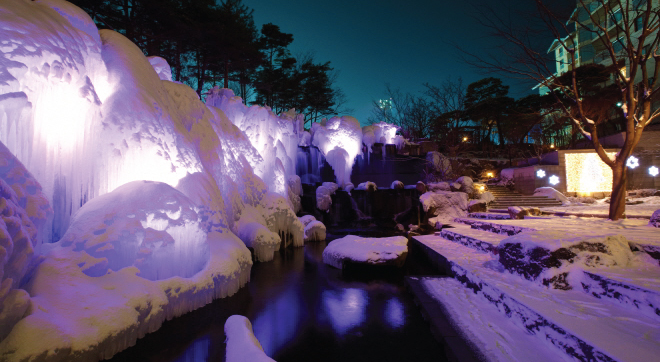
463, 137, 468, 142
486, 172, 493, 178
479, 185, 485, 191
565, 152, 615, 193
550, 144, 555, 149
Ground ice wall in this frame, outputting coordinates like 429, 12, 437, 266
312, 116, 363, 186
362, 122, 403, 157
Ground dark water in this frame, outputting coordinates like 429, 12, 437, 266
109, 237, 446, 362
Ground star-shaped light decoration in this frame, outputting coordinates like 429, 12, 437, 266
626, 155, 639, 169
549, 175, 560, 186
536, 169, 546, 178
650, 166, 659, 177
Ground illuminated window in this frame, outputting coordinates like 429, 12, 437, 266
565, 152, 615, 193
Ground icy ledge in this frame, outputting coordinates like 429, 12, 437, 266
322, 235, 408, 269
0, 231, 252, 361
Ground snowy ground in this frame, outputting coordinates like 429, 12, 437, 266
539, 196, 660, 218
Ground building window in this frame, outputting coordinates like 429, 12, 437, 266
610, 9, 622, 26
558, 47, 563, 56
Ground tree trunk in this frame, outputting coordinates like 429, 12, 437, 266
609, 162, 627, 220
224, 60, 229, 89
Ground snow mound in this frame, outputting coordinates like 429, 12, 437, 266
312, 116, 363, 186
420, 191, 468, 227
316, 182, 338, 212
225, 315, 276, 362
300, 215, 326, 242
323, 235, 408, 269
147, 56, 173, 81
456, 176, 474, 195
534, 187, 569, 205
59, 181, 209, 281
234, 206, 281, 262
480, 191, 495, 204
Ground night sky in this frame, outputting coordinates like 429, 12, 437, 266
243, 0, 561, 125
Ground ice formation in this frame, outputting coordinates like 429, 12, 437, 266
312, 116, 363, 186
0, 0, 307, 358
300, 215, 326, 242
362, 122, 402, 156
316, 182, 338, 212
224, 315, 276, 362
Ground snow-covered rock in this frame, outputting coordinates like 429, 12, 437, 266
650, 210, 660, 228
508, 206, 541, 220
316, 182, 338, 212
147, 56, 173, 81
391, 180, 404, 190
225, 315, 276, 362
499, 168, 515, 185
426, 152, 451, 176
420, 191, 468, 226
322, 235, 408, 269
356, 181, 377, 191
498, 231, 647, 290
427, 182, 450, 192
456, 176, 474, 195
480, 191, 495, 204
468, 200, 488, 213
534, 187, 569, 205
416, 181, 427, 194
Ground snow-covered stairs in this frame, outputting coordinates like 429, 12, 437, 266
488, 185, 563, 209
410, 214, 660, 361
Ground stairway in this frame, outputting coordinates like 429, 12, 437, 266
409, 215, 660, 362
487, 185, 563, 209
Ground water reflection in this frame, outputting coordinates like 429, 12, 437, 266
253, 285, 301, 356
322, 288, 368, 336
173, 334, 209, 362
385, 298, 405, 329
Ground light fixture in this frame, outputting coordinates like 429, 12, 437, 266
549, 175, 560, 185
536, 169, 546, 178
486, 172, 494, 178
463, 136, 468, 142
626, 155, 639, 169
479, 185, 485, 191
550, 144, 555, 149
650, 166, 659, 177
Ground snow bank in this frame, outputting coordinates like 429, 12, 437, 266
534, 187, 569, 205
316, 182, 338, 212
312, 116, 362, 186
225, 315, 276, 362
322, 235, 408, 269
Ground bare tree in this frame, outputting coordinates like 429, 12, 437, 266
464, 0, 660, 220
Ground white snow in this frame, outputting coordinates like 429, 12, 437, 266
534, 187, 569, 205
356, 181, 377, 191
300, 215, 326, 242
420, 191, 468, 226
322, 235, 408, 269
224, 315, 276, 362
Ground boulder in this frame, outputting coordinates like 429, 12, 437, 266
468, 200, 488, 213
426, 151, 451, 175
420, 191, 468, 226
357, 181, 378, 192
450, 182, 461, 192
322, 235, 408, 269
650, 210, 660, 228
427, 182, 451, 192
480, 191, 495, 204
456, 176, 474, 195
390, 180, 404, 190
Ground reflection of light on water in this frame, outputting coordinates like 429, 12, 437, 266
253, 286, 300, 356
175, 334, 209, 362
322, 288, 368, 336
385, 298, 405, 329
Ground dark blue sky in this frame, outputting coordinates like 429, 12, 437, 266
243, 0, 555, 125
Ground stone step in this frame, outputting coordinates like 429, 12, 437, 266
467, 212, 512, 220
490, 202, 563, 207
412, 235, 660, 362
453, 218, 536, 236
436, 224, 508, 253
